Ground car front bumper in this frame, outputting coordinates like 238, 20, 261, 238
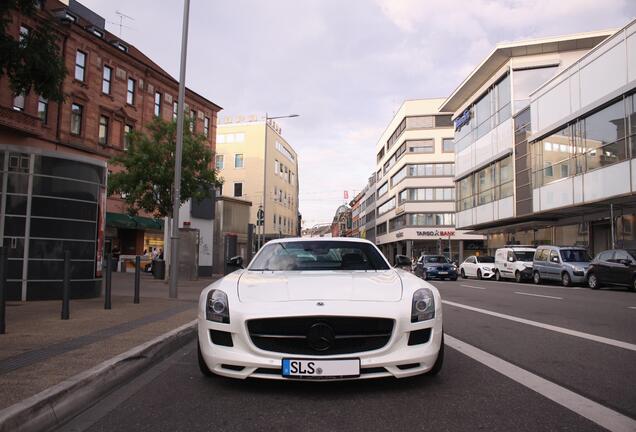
198, 306, 443, 381
425, 269, 458, 279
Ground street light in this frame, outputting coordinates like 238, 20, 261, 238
261, 113, 299, 250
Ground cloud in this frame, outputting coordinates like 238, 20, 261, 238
80, 0, 635, 227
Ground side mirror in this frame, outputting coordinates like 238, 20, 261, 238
551, 256, 559, 263
620, 259, 631, 266
395, 254, 411, 268
227, 255, 244, 269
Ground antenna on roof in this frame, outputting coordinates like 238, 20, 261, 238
114, 10, 134, 37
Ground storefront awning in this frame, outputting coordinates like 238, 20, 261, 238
106, 213, 164, 231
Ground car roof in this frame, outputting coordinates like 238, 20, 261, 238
498, 247, 535, 252
266, 237, 374, 245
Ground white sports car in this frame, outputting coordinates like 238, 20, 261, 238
197, 237, 444, 381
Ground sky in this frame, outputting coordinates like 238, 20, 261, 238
81, 0, 635, 227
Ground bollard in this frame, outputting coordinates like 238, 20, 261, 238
0, 247, 6, 334
134, 256, 140, 304
61, 250, 71, 320
104, 253, 112, 310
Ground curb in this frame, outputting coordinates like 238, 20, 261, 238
0, 319, 197, 432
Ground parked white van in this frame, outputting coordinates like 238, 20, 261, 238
494, 246, 536, 282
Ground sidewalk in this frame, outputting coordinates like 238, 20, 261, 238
0, 272, 217, 410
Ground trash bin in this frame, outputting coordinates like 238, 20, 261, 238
153, 259, 165, 279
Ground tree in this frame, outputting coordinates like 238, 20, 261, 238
0, 0, 67, 102
108, 117, 222, 218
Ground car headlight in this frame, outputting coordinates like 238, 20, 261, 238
206, 289, 230, 323
451, 265, 457, 270
482, 267, 490, 271
411, 288, 435, 322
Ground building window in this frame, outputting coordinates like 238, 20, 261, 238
75, 50, 86, 81
215, 155, 224, 170
124, 124, 133, 150
189, 110, 196, 132
98, 115, 109, 145
127, 78, 135, 105
407, 139, 434, 153
442, 138, 455, 153
19, 25, 29, 42
377, 182, 388, 198
102, 65, 112, 94
172, 102, 178, 121
13, 93, 25, 111
154, 92, 162, 117
457, 155, 512, 210
70, 103, 83, 135
37, 96, 48, 123
204, 116, 210, 137
234, 154, 244, 168
233, 182, 243, 197
377, 197, 396, 216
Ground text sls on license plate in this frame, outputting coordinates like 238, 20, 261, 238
282, 358, 360, 379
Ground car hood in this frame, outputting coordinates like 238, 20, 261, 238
237, 270, 402, 303
565, 261, 591, 268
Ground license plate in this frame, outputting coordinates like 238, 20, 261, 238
438, 271, 448, 275
282, 358, 360, 379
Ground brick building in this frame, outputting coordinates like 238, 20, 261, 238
0, 0, 221, 300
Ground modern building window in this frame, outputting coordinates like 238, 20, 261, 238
389, 213, 455, 231
407, 139, 434, 153
98, 115, 109, 145
215, 155, 224, 170
204, 116, 210, 137
377, 197, 396, 216
512, 66, 558, 113
442, 138, 455, 153
377, 182, 388, 198
233, 182, 243, 197
172, 102, 178, 120
37, 96, 48, 123
234, 154, 244, 168
531, 97, 628, 188
457, 155, 512, 210
276, 141, 294, 160
154, 92, 162, 117
74, 50, 86, 81
127, 78, 135, 105
398, 187, 455, 203
13, 93, 25, 111
70, 103, 83, 135
376, 222, 387, 236
189, 110, 196, 132
123, 124, 133, 150
435, 115, 453, 128
102, 65, 112, 94
377, 148, 385, 163
407, 163, 454, 177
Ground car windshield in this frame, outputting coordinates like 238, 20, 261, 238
514, 251, 535, 262
560, 249, 591, 262
424, 256, 449, 264
249, 241, 390, 271
627, 250, 636, 260
476, 256, 495, 263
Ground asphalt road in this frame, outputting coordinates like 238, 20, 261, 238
59, 276, 636, 432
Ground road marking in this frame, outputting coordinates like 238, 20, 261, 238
460, 284, 487, 290
445, 334, 636, 432
514, 292, 563, 300
442, 300, 636, 352
490, 280, 586, 290
628, 306, 636, 310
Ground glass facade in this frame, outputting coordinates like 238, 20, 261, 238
457, 155, 513, 210
0, 148, 106, 300
531, 96, 632, 188
389, 213, 455, 232
390, 163, 455, 187
398, 187, 455, 203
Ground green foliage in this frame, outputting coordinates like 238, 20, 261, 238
0, 0, 67, 102
108, 117, 222, 218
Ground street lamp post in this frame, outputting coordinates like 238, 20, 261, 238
169, 0, 190, 299
261, 113, 299, 250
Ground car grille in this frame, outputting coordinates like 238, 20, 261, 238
247, 316, 394, 356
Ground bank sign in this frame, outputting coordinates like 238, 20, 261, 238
454, 109, 471, 132
416, 230, 456, 237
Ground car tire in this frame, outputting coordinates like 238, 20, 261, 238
477, 269, 482, 280
587, 272, 600, 290
495, 270, 501, 282
426, 334, 444, 376
515, 271, 522, 283
533, 271, 541, 285
197, 340, 215, 378
460, 269, 466, 279
630, 276, 636, 292
561, 272, 571, 287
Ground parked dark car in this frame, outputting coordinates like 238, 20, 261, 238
415, 255, 458, 281
586, 249, 636, 291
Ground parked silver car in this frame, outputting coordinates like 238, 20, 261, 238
532, 245, 592, 286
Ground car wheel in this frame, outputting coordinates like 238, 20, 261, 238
495, 270, 501, 282
587, 273, 600, 290
425, 334, 444, 376
561, 272, 571, 287
197, 340, 215, 378
460, 269, 466, 279
630, 276, 636, 292
515, 271, 522, 283
533, 271, 541, 285
477, 269, 482, 280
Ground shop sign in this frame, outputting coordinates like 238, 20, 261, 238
416, 230, 456, 237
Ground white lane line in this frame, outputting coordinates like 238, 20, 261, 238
460, 284, 487, 290
442, 300, 636, 352
514, 291, 563, 300
445, 334, 636, 432
628, 306, 636, 310
492, 281, 585, 290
